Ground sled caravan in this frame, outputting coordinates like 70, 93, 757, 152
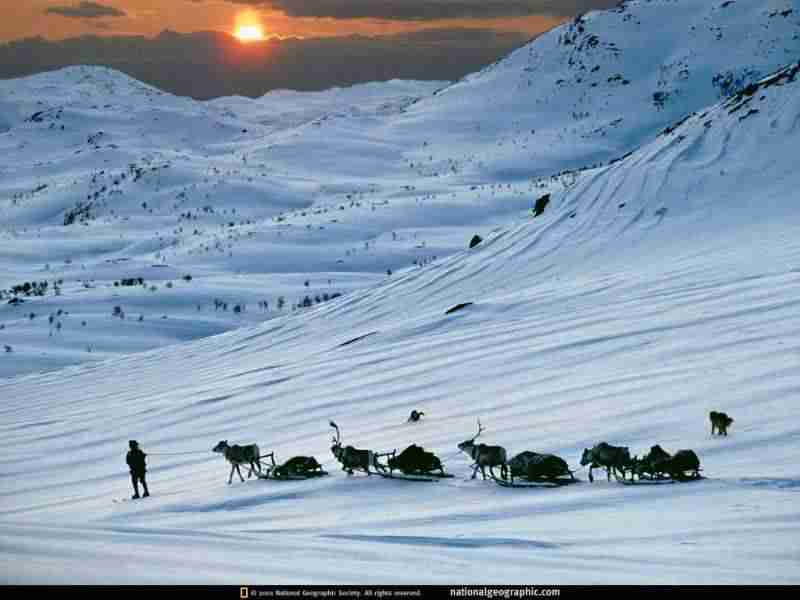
211, 412, 732, 488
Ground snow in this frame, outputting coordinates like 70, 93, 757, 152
1, 0, 800, 585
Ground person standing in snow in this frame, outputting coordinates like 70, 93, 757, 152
126, 440, 150, 499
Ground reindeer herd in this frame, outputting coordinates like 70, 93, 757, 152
211, 411, 733, 487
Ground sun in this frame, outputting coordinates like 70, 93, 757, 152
235, 24, 265, 43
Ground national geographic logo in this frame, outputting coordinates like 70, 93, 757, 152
236, 590, 421, 598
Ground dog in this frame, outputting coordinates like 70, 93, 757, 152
709, 411, 734, 436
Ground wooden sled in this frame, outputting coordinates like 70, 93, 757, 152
372, 448, 454, 482
259, 469, 328, 481
375, 471, 454, 482
491, 473, 578, 488
257, 453, 328, 481
619, 473, 705, 486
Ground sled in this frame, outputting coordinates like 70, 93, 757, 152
630, 447, 704, 485
491, 473, 578, 488
502, 452, 578, 488
259, 469, 328, 481
257, 453, 328, 481
371, 448, 454, 482
619, 473, 705, 486
375, 470, 454, 482
618, 477, 676, 486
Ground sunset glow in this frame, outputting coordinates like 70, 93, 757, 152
235, 25, 265, 42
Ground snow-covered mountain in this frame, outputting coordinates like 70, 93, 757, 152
266, 0, 800, 180
1, 0, 799, 584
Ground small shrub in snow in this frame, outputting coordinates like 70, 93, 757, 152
712, 68, 762, 99
9, 281, 49, 297
117, 278, 144, 287
64, 202, 93, 226
653, 91, 670, 110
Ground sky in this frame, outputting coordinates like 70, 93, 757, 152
0, 1, 620, 97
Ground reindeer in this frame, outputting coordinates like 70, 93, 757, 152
580, 442, 632, 482
632, 445, 701, 481
330, 421, 374, 475
212, 440, 262, 484
458, 420, 508, 480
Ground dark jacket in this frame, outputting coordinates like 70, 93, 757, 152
127, 448, 147, 474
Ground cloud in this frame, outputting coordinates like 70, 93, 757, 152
224, 0, 621, 20
88, 21, 113, 31
45, 2, 126, 19
0, 28, 532, 99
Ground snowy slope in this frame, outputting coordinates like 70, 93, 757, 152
207, 79, 449, 134
1, 1, 798, 379
1, 54, 799, 584
0, 68, 452, 377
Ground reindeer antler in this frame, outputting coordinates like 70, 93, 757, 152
329, 421, 341, 444
472, 418, 485, 442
